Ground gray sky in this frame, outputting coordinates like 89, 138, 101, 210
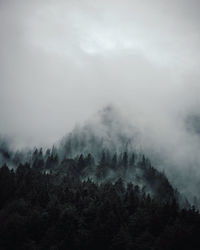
1, 0, 200, 149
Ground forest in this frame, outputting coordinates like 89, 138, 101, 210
0, 147, 200, 250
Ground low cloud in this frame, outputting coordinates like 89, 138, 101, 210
1, 0, 200, 199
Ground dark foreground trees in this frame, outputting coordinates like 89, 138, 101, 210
0, 163, 200, 250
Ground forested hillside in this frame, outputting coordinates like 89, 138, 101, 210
0, 161, 200, 250
0, 107, 200, 249
1, 145, 200, 249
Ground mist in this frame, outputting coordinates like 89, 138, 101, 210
1, 0, 200, 198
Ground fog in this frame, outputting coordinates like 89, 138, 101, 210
1, 0, 200, 196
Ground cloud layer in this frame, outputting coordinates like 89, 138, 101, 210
1, 0, 200, 196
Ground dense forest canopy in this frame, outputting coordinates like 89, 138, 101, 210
0, 157, 200, 250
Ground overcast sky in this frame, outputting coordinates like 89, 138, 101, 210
1, 0, 200, 149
